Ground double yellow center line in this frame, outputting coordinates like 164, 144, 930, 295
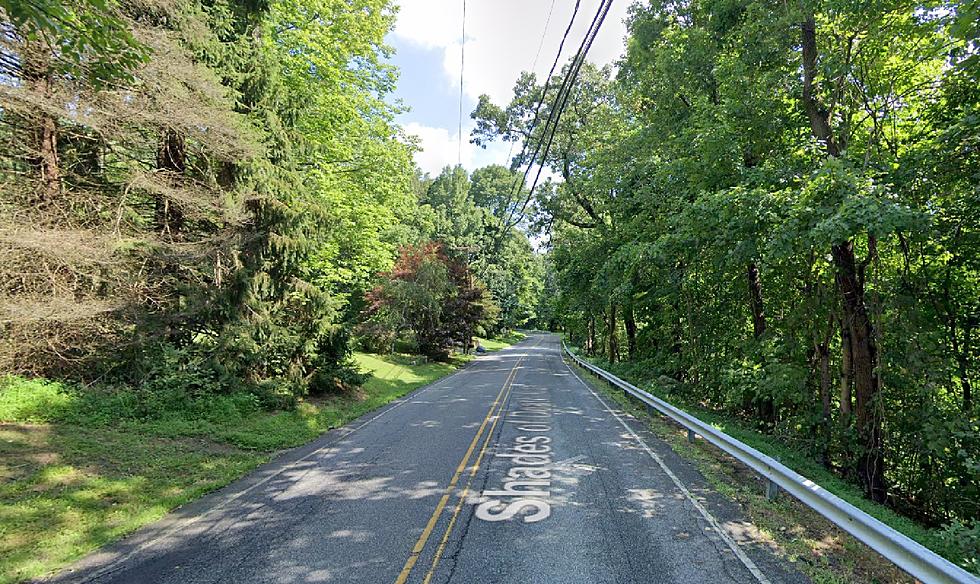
394, 344, 531, 584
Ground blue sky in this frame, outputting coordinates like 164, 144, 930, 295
388, 42, 459, 130
384, 0, 631, 176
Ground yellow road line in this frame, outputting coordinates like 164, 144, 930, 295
419, 336, 540, 583
393, 350, 525, 584
420, 360, 523, 583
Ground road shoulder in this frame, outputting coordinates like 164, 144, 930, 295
562, 352, 913, 584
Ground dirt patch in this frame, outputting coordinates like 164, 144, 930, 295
663, 422, 912, 583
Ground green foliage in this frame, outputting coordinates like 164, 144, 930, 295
193, 0, 415, 395
938, 519, 980, 574
402, 165, 545, 333
363, 243, 491, 360
0, 0, 149, 85
498, 0, 980, 549
0, 0, 416, 398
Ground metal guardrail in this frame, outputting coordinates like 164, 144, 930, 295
562, 342, 979, 584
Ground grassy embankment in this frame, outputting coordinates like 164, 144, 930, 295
0, 332, 524, 584
564, 345, 977, 583
476, 330, 525, 351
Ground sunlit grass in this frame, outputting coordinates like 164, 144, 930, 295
0, 338, 529, 584
0, 423, 260, 584
476, 330, 525, 352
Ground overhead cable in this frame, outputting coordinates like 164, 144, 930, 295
457, 0, 467, 166
513, 0, 614, 223
502, 0, 614, 230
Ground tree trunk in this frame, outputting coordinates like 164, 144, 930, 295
816, 335, 832, 468
586, 316, 596, 357
956, 319, 974, 412
36, 113, 61, 201
949, 306, 975, 413
747, 262, 775, 426
624, 302, 637, 360
963, 364, 973, 412
747, 262, 767, 339
964, 327, 973, 413
833, 242, 886, 502
155, 128, 186, 234
607, 303, 619, 363
817, 342, 832, 423
840, 318, 853, 417
673, 306, 684, 382
23, 44, 61, 203
801, 17, 841, 157
800, 16, 885, 502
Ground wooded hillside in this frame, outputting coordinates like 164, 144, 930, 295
0, 0, 543, 399
473, 0, 979, 549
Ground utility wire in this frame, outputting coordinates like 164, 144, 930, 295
505, 0, 581, 177
530, 0, 558, 72
457, 0, 467, 167
505, 0, 558, 165
514, 0, 613, 222
502, 0, 614, 230
510, 1, 604, 210
495, 0, 582, 234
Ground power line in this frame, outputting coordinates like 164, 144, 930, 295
506, 0, 558, 165
515, 0, 613, 222
496, 0, 583, 232
510, 1, 604, 208
530, 0, 558, 72
506, 0, 581, 176
457, 0, 467, 166
503, 0, 614, 230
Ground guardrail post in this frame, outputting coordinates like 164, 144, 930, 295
765, 478, 779, 501
561, 341, 980, 583
687, 429, 696, 443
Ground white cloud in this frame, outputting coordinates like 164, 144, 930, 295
403, 122, 467, 176
404, 121, 516, 176
394, 0, 630, 104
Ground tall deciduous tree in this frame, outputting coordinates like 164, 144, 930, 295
520, 0, 979, 533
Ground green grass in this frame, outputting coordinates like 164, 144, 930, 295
0, 342, 517, 584
475, 330, 526, 352
0, 424, 260, 584
563, 346, 977, 582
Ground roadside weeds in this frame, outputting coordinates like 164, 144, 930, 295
0, 339, 523, 584
566, 358, 913, 584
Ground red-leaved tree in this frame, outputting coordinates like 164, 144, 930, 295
362, 243, 488, 360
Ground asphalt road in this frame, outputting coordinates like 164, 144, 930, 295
46, 333, 808, 584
